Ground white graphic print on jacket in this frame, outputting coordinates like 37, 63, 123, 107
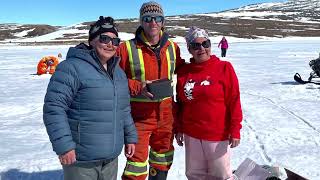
183, 78, 211, 100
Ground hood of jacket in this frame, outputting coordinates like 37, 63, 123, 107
66, 43, 119, 75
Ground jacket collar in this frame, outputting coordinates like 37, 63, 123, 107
67, 43, 119, 75
188, 55, 220, 71
91, 49, 120, 74
134, 26, 170, 50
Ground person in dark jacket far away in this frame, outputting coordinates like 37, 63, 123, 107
43, 16, 137, 180
218, 36, 229, 57
175, 27, 243, 180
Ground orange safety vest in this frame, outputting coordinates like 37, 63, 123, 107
125, 39, 176, 102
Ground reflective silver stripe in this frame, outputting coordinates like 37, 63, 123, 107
167, 40, 176, 80
149, 150, 174, 164
128, 40, 143, 81
130, 96, 171, 102
124, 162, 148, 175
127, 39, 176, 102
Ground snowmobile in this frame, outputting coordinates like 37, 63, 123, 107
294, 56, 320, 85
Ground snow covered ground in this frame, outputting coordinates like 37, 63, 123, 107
0, 37, 320, 180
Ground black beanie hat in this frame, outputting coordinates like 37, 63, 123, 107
88, 16, 118, 42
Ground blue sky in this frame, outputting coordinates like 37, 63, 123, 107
0, 0, 286, 26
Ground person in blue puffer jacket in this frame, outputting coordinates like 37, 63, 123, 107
43, 16, 137, 180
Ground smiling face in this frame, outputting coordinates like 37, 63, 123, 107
90, 32, 118, 63
188, 37, 211, 63
141, 16, 164, 40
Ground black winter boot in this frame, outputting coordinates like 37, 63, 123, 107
148, 167, 168, 180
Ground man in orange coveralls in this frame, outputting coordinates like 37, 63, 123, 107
117, 1, 184, 180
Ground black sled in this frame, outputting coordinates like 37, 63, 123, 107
294, 73, 320, 85
294, 57, 320, 85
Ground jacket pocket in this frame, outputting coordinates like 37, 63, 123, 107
75, 122, 81, 158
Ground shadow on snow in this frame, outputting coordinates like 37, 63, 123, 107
270, 81, 302, 85
270, 81, 320, 89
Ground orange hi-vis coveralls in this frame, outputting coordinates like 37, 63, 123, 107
117, 27, 184, 180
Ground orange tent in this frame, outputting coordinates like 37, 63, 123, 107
37, 56, 59, 75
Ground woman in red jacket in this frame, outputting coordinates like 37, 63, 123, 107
175, 27, 243, 180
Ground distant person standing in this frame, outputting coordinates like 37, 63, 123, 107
218, 36, 229, 57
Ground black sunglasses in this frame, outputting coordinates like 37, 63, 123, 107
189, 40, 211, 50
99, 34, 121, 46
142, 16, 164, 23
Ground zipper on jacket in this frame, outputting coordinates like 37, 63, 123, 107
93, 51, 118, 155
111, 66, 117, 153
155, 48, 161, 79
98, 63, 117, 155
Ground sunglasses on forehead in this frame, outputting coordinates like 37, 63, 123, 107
142, 16, 164, 23
189, 40, 211, 50
99, 34, 121, 46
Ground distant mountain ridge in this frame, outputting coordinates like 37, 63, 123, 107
237, 0, 320, 12
234, 0, 320, 22
0, 0, 319, 45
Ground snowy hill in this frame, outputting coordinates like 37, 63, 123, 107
0, 0, 319, 44
231, 0, 320, 24
237, 0, 320, 13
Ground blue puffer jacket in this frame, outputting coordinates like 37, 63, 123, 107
43, 43, 137, 162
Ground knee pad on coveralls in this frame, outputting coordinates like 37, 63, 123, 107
148, 167, 168, 180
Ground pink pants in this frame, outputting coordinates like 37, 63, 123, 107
185, 135, 233, 180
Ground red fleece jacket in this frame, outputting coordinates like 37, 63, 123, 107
175, 55, 243, 141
